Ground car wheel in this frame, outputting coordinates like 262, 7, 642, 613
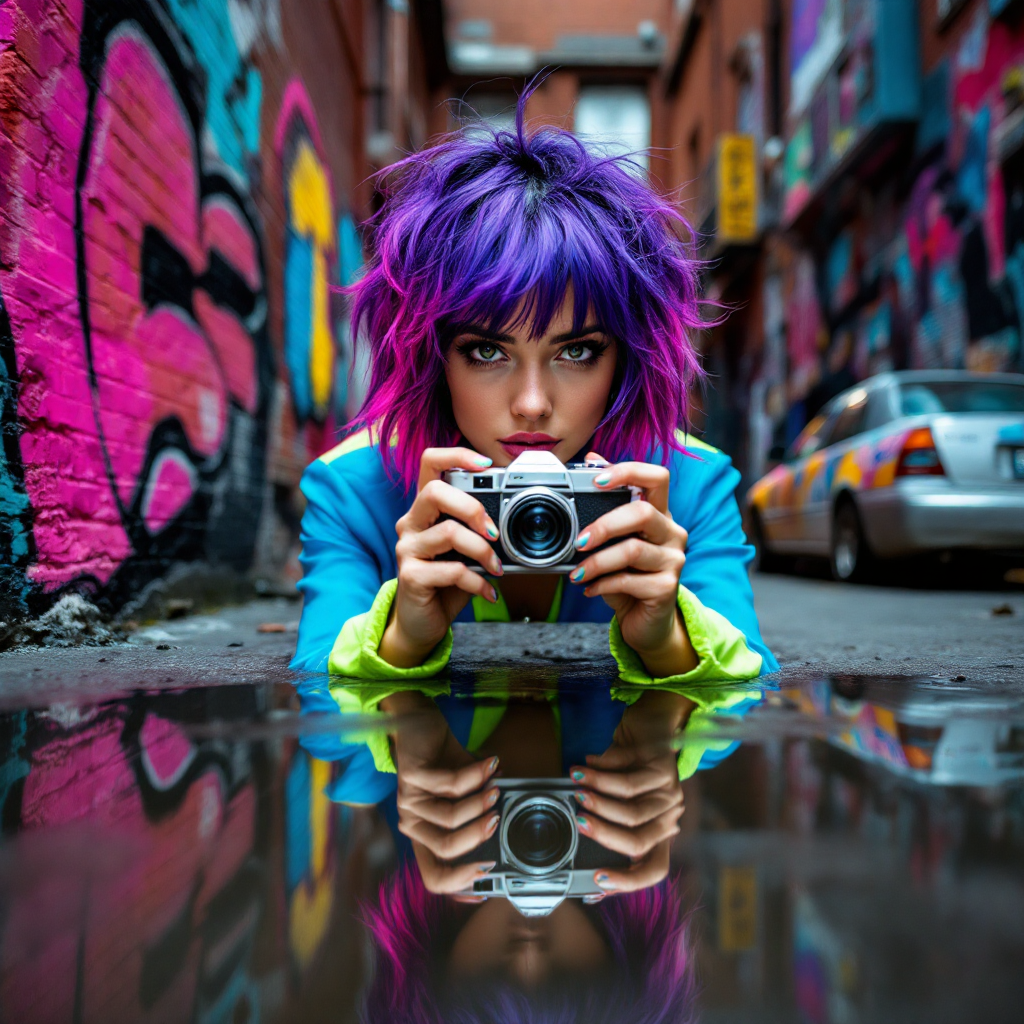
831, 500, 874, 582
750, 510, 786, 574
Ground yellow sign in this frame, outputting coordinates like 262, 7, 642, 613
717, 133, 758, 243
718, 864, 758, 951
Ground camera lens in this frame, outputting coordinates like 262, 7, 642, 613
504, 493, 573, 564
504, 799, 575, 872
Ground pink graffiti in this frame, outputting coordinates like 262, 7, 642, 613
81, 28, 257, 512
952, 19, 1024, 283
905, 166, 959, 273
0, 0, 262, 592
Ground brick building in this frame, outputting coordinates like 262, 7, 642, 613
444, 0, 669, 168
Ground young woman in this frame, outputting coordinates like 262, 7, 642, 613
290, 96, 778, 685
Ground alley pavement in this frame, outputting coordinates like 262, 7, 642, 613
0, 574, 1021, 704
752, 571, 1023, 687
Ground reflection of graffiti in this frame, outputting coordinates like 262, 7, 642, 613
0, 0, 281, 614
284, 748, 337, 970
277, 82, 339, 428
0, 694, 266, 1022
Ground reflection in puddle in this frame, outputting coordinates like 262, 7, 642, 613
0, 672, 1020, 1021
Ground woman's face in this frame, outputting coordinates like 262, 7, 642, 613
444, 294, 619, 466
448, 896, 610, 987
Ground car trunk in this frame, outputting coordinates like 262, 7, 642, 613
929, 414, 1024, 485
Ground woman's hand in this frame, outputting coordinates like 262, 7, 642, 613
570, 691, 694, 896
568, 452, 697, 677
383, 691, 502, 896
379, 447, 503, 668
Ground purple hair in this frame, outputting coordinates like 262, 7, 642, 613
359, 863, 698, 1024
347, 89, 710, 490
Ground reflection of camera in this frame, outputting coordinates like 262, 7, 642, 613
440, 451, 635, 573
456, 779, 630, 917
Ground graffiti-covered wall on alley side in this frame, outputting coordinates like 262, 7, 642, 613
750, 2, 1024, 472
0, 0, 367, 620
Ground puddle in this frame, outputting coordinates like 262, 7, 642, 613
0, 671, 1021, 1021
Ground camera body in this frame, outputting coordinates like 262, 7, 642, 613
456, 778, 630, 917
440, 450, 635, 573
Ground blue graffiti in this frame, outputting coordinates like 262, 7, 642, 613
163, 0, 263, 180
284, 231, 316, 422
956, 104, 990, 216
0, 291, 32, 615
337, 214, 363, 288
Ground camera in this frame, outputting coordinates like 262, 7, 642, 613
440, 450, 636, 573
455, 778, 630, 917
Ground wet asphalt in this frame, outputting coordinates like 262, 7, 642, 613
0, 573, 1020, 702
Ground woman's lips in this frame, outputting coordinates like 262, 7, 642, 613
498, 433, 561, 458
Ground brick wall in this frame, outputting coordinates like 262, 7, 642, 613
0, 0, 376, 619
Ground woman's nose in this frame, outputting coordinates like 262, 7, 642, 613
510, 367, 553, 422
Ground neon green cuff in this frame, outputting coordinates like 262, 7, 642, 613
608, 585, 764, 781
327, 578, 453, 680
329, 680, 451, 774
608, 584, 763, 687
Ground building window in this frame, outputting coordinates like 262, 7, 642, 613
574, 85, 651, 173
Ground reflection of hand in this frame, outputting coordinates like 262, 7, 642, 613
568, 452, 696, 678
384, 692, 502, 895
570, 691, 694, 895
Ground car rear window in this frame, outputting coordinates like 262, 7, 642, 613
899, 381, 1024, 415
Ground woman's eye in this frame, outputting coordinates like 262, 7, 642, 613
472, 343, 502, 362
559, 343, 593, 362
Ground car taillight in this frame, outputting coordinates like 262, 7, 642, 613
895, 427, 945, 477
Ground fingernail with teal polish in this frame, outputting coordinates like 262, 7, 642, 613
571, 769, 585, 783
569, 566, 585, 583
575, 532, 590, 550
474, 455, 493, 467
576, 815, 591, 832
477, 861, 497, 874
573, 790, 587, 805
488, 756, 500, 774
488, 586, 499, 603
486, 522, 499, 540
594, 473, 612, 486
595, 873, 616, 889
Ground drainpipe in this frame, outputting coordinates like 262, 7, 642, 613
388, 0, 409, 152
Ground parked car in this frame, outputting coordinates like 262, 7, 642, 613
745, 371, 1024, 580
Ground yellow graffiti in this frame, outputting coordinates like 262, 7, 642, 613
834, 450, 863, 491
289, 755, 335, 970
873, 457, 898, 488
288, 139, 335, 419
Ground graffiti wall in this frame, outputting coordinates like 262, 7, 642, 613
0, 0, 365, 619
756, 3, 1024, 461
0, 689, 357, 1022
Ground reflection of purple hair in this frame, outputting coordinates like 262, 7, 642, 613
348, 89, 709, 490
360, 863, 698, 1023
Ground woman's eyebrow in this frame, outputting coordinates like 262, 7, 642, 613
450, 323, 513, 342
550, 324, 606, 342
